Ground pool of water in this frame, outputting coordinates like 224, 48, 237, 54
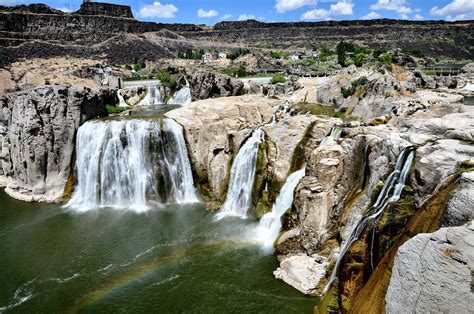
0, 190, 316, 313
464, 96, 474, 106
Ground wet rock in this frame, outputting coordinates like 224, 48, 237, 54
442, 171, 474, 227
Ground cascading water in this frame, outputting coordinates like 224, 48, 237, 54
169, 81, 192, 105
216, 129, 264, 219
256, 167, 306, 250
323, 147, 415, 293
117, 90, 129, 107
319, 127, 342, 146
138, 85, 164, 106
67, 118, 198, 211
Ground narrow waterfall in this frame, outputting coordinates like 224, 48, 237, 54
216, 129, 264, 219
154, 86, 163, 105
256, 167, 306, 250
323, 147, 415, 293
319, 127, 342, 146
169, 85, 191, 105
117, 90, 129, 107
138, 85, 165, 106
160, 119, 199, 203
67, 118, 198, 211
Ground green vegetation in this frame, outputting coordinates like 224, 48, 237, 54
155, 70, 175, 88
401, 48, 425, 58
271, 73, 286, 84
336, 41, 373, 67
133, 61, 145, 72
269, 51, 288, 59
222, 66, 249, 77
228, 48, 251, 60
293, 103, 357, 121
341, 76, 367, 98
317, 47, 335, 62
177, 49, 204, 60
106, 104, 128, 114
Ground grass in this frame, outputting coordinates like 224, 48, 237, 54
271, 73, 286, 84
106, 104, 128, 114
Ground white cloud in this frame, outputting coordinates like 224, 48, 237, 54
370, 0, 412, 14
301, 0, 354, 20
238, 14, 257, 20
363, 11, 382, 19
301, 8, 330, 20
330, 1, 354, 16
275, 0, 317, 13
56, 7, 72, 13
399, 13, 408, 19
138, 2, 177, 18
430, 0, 474, 20
413, 14, 423, 20
222, 14, 233, 20
197, 9, 218, 18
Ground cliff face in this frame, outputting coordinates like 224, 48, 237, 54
0, 3, 473, 67
0, 85, 114, 202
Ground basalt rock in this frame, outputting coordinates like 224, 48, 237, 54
0, 85, 114, 202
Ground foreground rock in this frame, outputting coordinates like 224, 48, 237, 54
0, 85, 113, 202
386, 224, 474, 313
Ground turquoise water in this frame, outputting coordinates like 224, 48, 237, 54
0, 190, 315, 313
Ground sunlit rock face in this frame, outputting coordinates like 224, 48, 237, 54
0, 85, 113, 202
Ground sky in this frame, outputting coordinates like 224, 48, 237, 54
2, 0, 473, 24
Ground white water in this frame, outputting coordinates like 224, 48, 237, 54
323, 148, 415, 294
216, 129, 264, 219
138, 85, 164, 106
256, 167, 306, 250
319, 127, 342, 146
117, 90, 129, 107
67, 118, 198, 211
169, 85, 192, 105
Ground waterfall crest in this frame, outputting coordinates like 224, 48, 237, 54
323, 147, 415, 293
67, 118, 198, 211
256, 167, 306, 250
216, 129, 264, 219
169, 85, 192, 105
138, 86, 165, 106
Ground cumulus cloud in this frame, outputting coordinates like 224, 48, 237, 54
301, 0, 354, 20
363, 11, 382, 19
197, 9, 218, 18
413, 14, 423, 20
430, 0, 474, 20
275, 0, 317, 13
222, 14, 233, 20
238, 14, 257, 20
138, 2, 177, 18
370, 0, 412, 14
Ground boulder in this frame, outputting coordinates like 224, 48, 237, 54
386, 225, 474, 313
189, 71, 244, 101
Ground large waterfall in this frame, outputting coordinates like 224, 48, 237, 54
67, 118, 198, 211
216, 129, 264, 219
256, 167, 306, 250
138, 86, 165, 106
323, 147, 415, 293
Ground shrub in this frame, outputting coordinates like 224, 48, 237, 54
222, 66, 248, 77
270, 51, 288, 59
155, 71, 176, 88
271, 73, 286, 84
402, 48, 425, 58
133, 62, 145, 72
341, 76, 367, 98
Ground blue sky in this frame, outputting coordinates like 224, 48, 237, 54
2, 0, 473, 24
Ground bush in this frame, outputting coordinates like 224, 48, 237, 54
133, 62, 145, 72
222, 66, 248, 77
401, 48, 425, 58
270, 51, 288, 59
178, 49, 204, 60
228, 48, 251, 60
271, 73, 286, 84
155, 71, 176, 88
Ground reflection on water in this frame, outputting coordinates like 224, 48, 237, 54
131, 104, 182, 117
0, 190, 316, 313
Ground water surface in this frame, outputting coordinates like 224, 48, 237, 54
0, 190, 315, 313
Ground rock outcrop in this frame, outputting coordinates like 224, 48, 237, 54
189, 71, 244, 101
386, 224, 474, 313
0, 85, 113, 202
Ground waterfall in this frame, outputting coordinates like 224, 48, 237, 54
138, 85, 165, 106
117, 90, 129, 107
154, 86, 163, 105
256, 167, 306, 250
169, 85, 192, 105
322, 147, 415, 294
216, 129, 264, 219
319, 127, 342, 146
67, 118, 198, 211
